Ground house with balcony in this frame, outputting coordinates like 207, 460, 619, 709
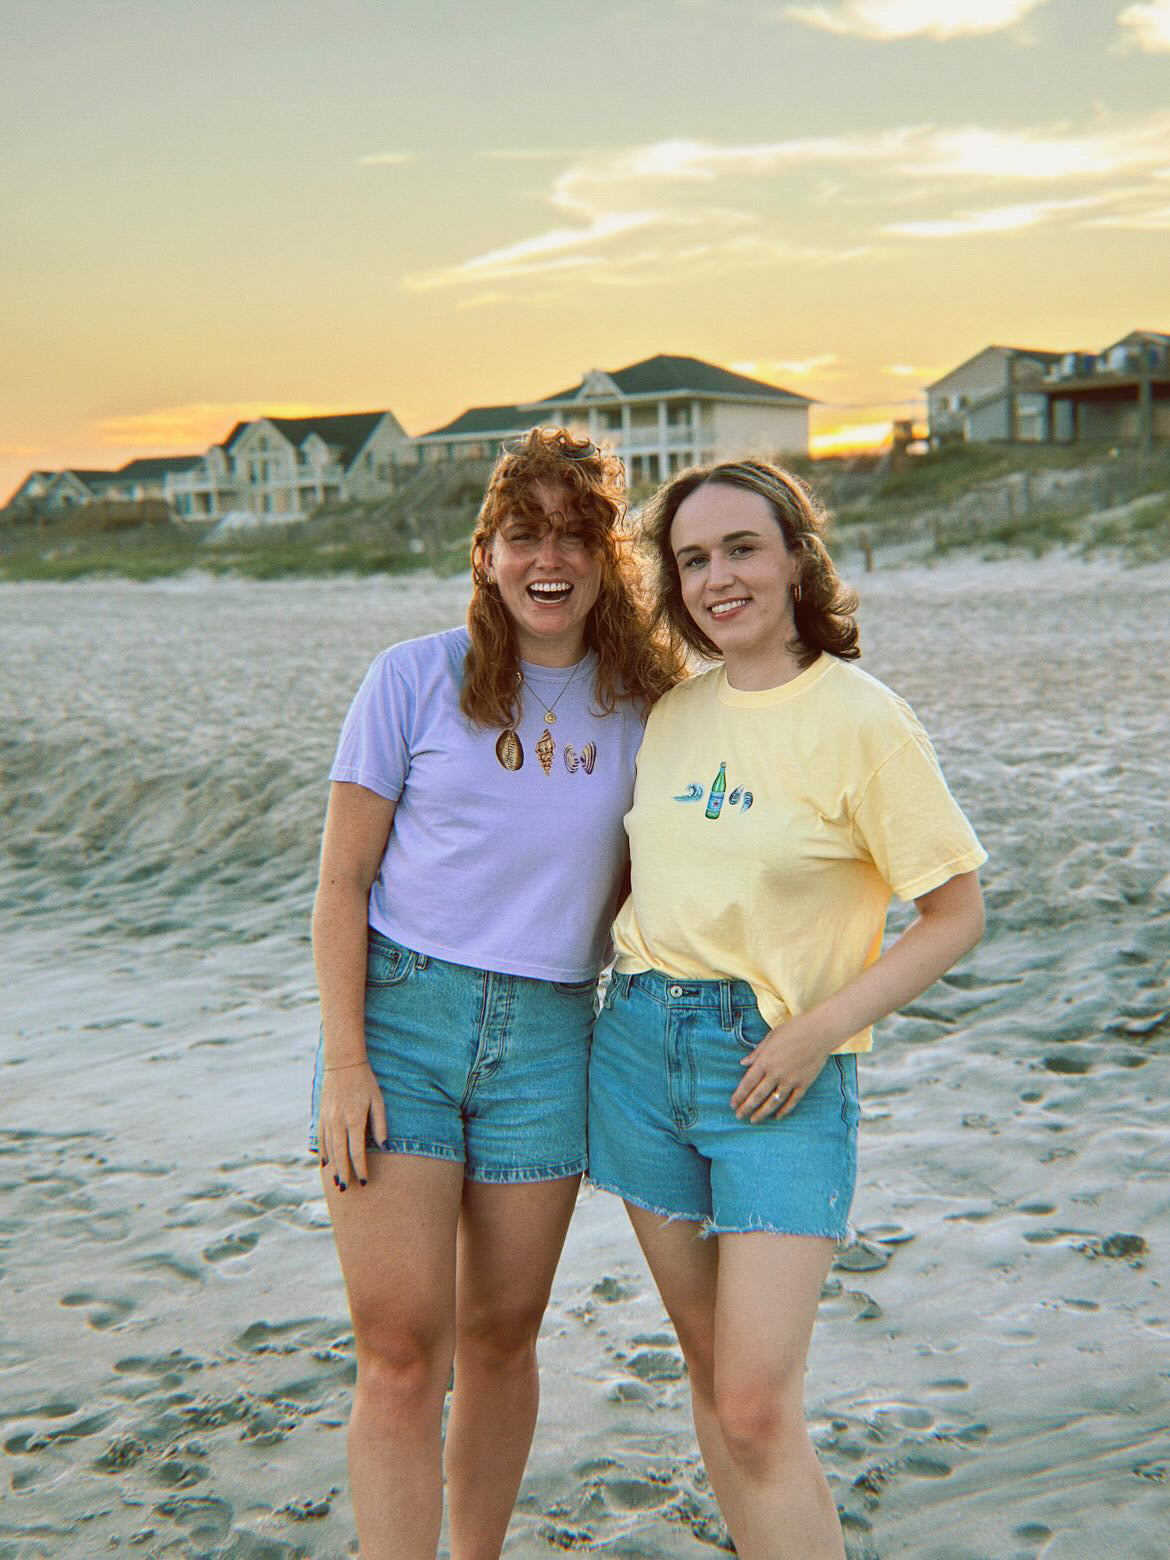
927, 346, 1063, 447
414, 354, 812, 482
166, 409, 412, 521
1044, 330, 1170, 449
928, 331, 1170, 448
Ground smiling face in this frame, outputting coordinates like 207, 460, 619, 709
482, 481, 603, 666
671, 482, 804, 689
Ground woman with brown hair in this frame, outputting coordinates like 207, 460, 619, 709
310, 426, 677, 1560
588, 459, 986, 1558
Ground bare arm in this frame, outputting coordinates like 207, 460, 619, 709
312, 781, 397, 1184
732, 870, 985, 1122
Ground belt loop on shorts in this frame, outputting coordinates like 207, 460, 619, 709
719, 981, 733, 1031
611, 971, 632, 1000
415, 953, 429, 970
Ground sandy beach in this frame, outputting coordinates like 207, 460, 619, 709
3, 555, 1168, 1560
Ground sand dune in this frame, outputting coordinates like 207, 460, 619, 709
2, 556, 1168, 1559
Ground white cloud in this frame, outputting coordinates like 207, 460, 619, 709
1118, 1, 1170, 51
785, 0, 1048, 41
356, 152, 415, 167
733, 354, 841, 377
887, 195, 1106, 238
407, 213, 662, 289
1083, 204, 1170, 230
403, 112, 1170, 293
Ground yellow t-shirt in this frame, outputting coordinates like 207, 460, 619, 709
612, 654, 987, 1053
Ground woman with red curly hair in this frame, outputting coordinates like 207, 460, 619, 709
589, 459, 986, 1558
309, 426, 678, 1560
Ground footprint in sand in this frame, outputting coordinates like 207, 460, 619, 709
903, 1453, 953, 1478
623, 1348, 687, 1382
602, 1475, 676, 1510
820, 1280, 882, 1322
832, 1239, 891, 1274
114, 1347, 205, 1380
154, 1495, 233, 1545
137, 1252, 205, 1282
58, 1290, 135, 1329
202, 1230, 260, 1263
1014, 1522, 1054, 1543
590, 1275, 636, 1303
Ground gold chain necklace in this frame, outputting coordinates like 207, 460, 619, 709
495, 657, 584, 775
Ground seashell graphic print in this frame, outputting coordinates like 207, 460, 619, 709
496, 729, 523, 771
536, 728, 555, 775
740, 790, 753, 812
579, 741, 597, 774
563, 744, 579, 774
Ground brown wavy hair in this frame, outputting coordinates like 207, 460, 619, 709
461, 426, 684, 727
642, 459, 860, 668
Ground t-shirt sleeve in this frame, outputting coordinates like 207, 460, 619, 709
328, 651, 412, 801
851, 732, 987, 902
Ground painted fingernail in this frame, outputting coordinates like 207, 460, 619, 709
359, 1178, 368, 1187
380, 1139, 391, 1151
338, 1181, 347, 1192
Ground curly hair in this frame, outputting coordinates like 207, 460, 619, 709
461, 426, 685, 728
641, 459, 860, 668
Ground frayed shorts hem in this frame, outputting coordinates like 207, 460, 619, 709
308, 1135, 584, 1185
589, 1177, 710, 1231
591, 1176, 851, 1243
705, 1219, 852, 1244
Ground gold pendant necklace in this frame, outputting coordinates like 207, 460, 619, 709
495, 656, 584, 774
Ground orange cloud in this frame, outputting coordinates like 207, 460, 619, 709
91, 402, 359, 451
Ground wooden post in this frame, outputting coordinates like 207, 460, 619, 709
859, 529, 873, 572
1137, 371, 1154, 455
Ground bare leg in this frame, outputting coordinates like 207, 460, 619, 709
623, 1203, 748, 1549
325, 1153, 465, 1560
714, 1233, 844, 1560
445, 1174, 581, 1560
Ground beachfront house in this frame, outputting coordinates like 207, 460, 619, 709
929, 330, 1170, 449
166, 410, 412, 522
927, 346, 1063, 447
414, 354, 812, 482
1043, 330, 1170, 450
3, 456, 200, 516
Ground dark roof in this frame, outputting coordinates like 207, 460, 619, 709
417, 404, 534, 440
995, 345, 1064, 361
927, 344, 1066, 389
534, 354, 812, 406
114, 455, 201, 478
59, 469, 117, 488
264, 411, 387, 467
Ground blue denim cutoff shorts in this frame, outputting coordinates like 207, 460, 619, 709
309, 930, 597, 1183
588, 970, 860, 1239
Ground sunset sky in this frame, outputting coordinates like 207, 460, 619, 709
2, 0, 1168, 500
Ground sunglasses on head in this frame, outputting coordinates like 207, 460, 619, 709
501, 431, 599, 461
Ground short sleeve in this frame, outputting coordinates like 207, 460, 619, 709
851, 733, 987, 902
328, 651, 412, 801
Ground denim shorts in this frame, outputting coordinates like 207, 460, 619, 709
588, 969, 860, 1239
309, 930, 597, 1183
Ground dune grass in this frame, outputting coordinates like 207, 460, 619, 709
2, 448, 1167, 581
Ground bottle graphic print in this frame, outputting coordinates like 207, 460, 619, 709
705, 761, 727, 819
